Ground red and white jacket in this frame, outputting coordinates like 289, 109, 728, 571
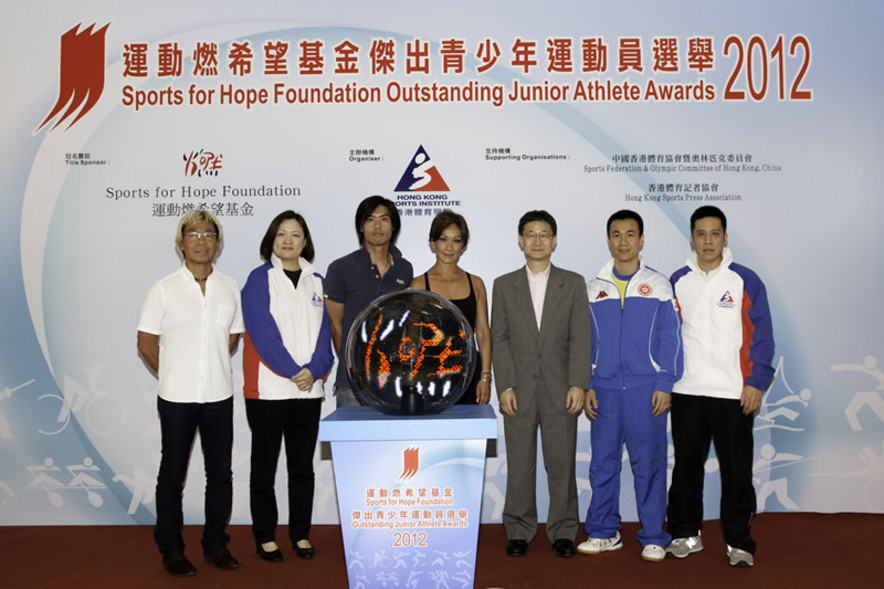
670, 248, 775, 400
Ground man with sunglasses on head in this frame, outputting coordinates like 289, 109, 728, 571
137, 210, 243, 577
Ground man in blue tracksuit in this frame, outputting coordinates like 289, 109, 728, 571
577, 210, 683, 562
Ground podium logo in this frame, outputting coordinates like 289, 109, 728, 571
398, 445, 420, 482
394, 146, 450, 192
37, 23, 110, 132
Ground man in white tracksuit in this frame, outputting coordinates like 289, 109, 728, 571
665, 205, 775, 568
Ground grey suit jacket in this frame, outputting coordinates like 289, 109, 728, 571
491, 264, 591, 413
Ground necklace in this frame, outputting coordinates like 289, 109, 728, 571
194, 276, 209, 282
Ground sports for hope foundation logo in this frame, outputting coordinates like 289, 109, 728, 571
37, 23, 109, 132
398, 445, 420, 482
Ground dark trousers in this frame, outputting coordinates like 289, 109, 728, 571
502, 377, 579, 544
667, 393, 757, 553
154, 396, 233, 556
245, 397, 322, 545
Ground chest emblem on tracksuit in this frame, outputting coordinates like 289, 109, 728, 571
638, 283, 652, 296
312, 292, 324, 306
596, 290, 609, 300
718, 290, 736, 309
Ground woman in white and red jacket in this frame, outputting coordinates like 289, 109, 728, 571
241, 210, 333, 563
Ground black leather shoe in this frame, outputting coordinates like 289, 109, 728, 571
554, 538, 576, 558
162, 552, 197, 577
257, 543, 283, 563
506, 539, 528, 557
294, 540, 315, 559
204, 546, 239, 570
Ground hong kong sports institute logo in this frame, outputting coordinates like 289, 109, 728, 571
395, 145, 450, 192
37, 23, 110, 132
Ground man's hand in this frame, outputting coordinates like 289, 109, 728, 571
651, 390, 671, 417
499, 388, 518, 417
137, 331, 160, 374
740, 385, 763, 415
325, 299, 345, 353
291, 368, 314, 392
584, 389, 598, 420
566, 386, 586, 415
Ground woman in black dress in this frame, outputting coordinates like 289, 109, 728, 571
410, 210, 492, 403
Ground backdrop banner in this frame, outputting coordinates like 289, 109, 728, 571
1, 0, 882, 526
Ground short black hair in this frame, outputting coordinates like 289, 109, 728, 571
259, 210, 315, 263
518, 210, 557, 236
690, 205, 727, 233
429, 210, 470, 248
355, 195, 402, 245
606, 209, 644, 236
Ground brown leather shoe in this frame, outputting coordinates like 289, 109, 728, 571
162, 552, 197, 577
204, 546, 239, 570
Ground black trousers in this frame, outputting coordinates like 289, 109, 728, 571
245, 397, 322, 545
154, 396, 233, 556
667, 393, 757, 554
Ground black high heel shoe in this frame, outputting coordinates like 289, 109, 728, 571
294, 540, 315, 560
257, 542, 283, 563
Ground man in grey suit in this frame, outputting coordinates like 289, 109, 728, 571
491, 210, 591, 558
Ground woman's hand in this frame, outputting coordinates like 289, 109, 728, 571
291, 368, 314, 392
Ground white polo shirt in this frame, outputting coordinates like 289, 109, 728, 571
138, 264, 244, 403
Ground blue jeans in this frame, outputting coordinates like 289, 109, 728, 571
154, 396, 233, 556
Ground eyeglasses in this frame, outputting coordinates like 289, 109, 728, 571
183, 231, 218, 241
522, 232, 553, 241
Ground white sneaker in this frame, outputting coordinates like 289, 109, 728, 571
641, 544, 665, 562
727, 545, 754, 567
577, 531, 622, 555
665, 535, 703, 559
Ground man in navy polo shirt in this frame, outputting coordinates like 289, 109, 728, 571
324, 196, 413, 407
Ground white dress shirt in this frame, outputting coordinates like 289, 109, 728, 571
526, 263, 551, 330
138, 264, 244, 403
